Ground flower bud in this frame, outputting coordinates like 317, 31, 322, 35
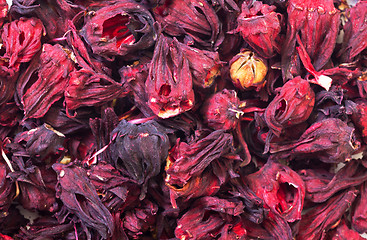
201, 89, 241, 131
229, 50, 267, 91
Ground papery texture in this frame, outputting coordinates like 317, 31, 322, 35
201, 89, 241, 131
281, 0, 340, 79
299, 160, 367, 203
264, 77, 315, 137
65, 68, 127, 113
52, 163, 114, 239
154, 0, 224, 49
81, 0, 156, 59
110, 120, 169, 198
339, 0, 367, 62
246, 160, 305, 222
297, 188, 358, 240
270, 118, 360, 163
235, 1, 282, 58
20, 44, 74, 119
179, 41, 222, 88
146, 35, 195, 119
352, 181, 367, 234
1, 17, 44, 69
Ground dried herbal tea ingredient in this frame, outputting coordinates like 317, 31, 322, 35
282, 0, 340, 79
0, 0, 367, 239
201, 89, 241, 131
81, 0, 156, 59
146, 34, 195, 119
264, 76, 315, 137
235, 1, 282, 58
229, 49, 268, 91
270, 118, 360, 163
153, 0, 224, 49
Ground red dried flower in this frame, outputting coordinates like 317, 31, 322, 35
110, 120, 170, 198
327, 218, 365, 240
146, 35, 195, 119
165, 130, 238, 188
352, 181, 367, 234
81, 0, 156, 59
264, 77, 315, 137
339, 0, 367, 62
179, 42, 222, 88
153, 0, 224, 49
297, 188, 358, 240
202, 89, 241, 131
1, 17, 45, 69
65, 69, 127, 113
52, 163, 114, 239
270, 118, 360, 163
175, 196, 243, 239
246, 160, 305, 222
299, 160, 367, 203
235, 1, 282, 58
282, 0, 340, 79
19, 44, 74, 119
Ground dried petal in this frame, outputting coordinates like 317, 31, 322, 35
235, 1, 282, 58
1, 17, 44, 69
81, 0, 156, 59
154, 0, 224, 49
281, 0, 340, 79
297, 188, 358, 240
246, 160, 305, 222
270, 118, 360, 163
20, 44, 74, 119
299, 160, 367, 202
339, 1, 367, 62
165, 130, 237, 187
110, 120, 169, 198
201, 89, 241, 131
352, 181, 367, 234
179, 42, 222, 88
264, 77, 315, 137
146, 35, 195, 119
52, 163, 114, 239
65, 68, 127, 113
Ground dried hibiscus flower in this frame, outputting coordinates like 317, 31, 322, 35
110, 120, 169, 198
299, 160, 367, 203
8, 166, 58, 212
123, 199, 158, 239
1, 17, 45, 70
264, 76, 315, 137
297, 188, 358, 240
146, 35, 195, 119
178, 41, 222, 88
270, 118, 360, 163
153, 0, 224, 50
175, 196, 243, 240
338, 0, 367, 62
245, 160, 305, 222
281, 0, 340, 79
18, 44, 75, 119
201, 89, 242, 131
235, 1, 282, 58
81, 0, 156, 59
352, 181, 367, 234
65, 68, 128, 114
165, 130, 239, 188
52, 163, 114, 239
